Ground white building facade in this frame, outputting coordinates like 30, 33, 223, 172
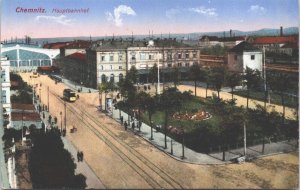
227, 41, 263, 73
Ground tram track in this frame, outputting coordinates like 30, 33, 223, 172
49, 90, 183, 189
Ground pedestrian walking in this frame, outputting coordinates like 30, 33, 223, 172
42, 105, 45, 111
124, 121, 128, 130
45, 105, 48, 111
42, 112, 45, 119
80, 151, 84, 161
77, 151, 80, 162
138, 120, 142, 131
38, 105, 41, 113
132, 121, 135, 131
48, 115, 52, 124
120, 116, 123, 124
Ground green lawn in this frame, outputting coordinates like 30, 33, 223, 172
233, 90, 298, 108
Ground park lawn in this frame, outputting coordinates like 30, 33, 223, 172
233, 90, 298, 108
140, 96, 222, 134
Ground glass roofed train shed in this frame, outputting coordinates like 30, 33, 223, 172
0, 43, 59, 71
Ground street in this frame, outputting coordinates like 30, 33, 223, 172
20, 73, 298, 189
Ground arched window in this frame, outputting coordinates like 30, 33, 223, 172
110, 74, 114, 83
119, 73, 123, 81
101, 74, 107, 83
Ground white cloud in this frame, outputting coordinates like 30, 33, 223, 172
166, 8, 180, 19
248, 5, 266, 14
189, 6, 218, 17
35, 15, 73, 26
106, 5, 136, 27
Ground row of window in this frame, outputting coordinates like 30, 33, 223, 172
100, 52, 198, 62
101, 73, 124, 83
99, 65, 123, 70
9, 60, 51, 67
234, 55, 256, 61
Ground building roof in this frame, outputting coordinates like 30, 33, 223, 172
11, 112, 41, 121
281, 43, 298, 49
251, 36, 298, 44
43, 42, 70, 49
66, 52, 86, 60
228, 41, 261, 53
200, 36, 219, 41
63, 40, 91, 49
90, 39, 191, 51
219, 36, 245, 42
12, 103, 35, 110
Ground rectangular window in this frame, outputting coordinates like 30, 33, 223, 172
168, 63, 172, 67
186, 62, 190, 67
110, 65, 112, 70
251, 55, 255, 60
131, 54, 136, 60
148, 54, 153, 60
2, 90, 6, 104
1, 71, 5, 82
167, 54, 172, 60
119, 54, 123, 61
185, 53, 189, 58
178, 53, 182, 59
110, 55, 114, 62
193, 53, 197, 58
140, 53, 146, 60
101, 55, 105, 62
119, 66, 122, 70
178, 62, 182, 67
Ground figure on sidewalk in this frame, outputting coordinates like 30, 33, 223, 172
42, 112, 45, 119
120, 116, 123, 124
132, 121, 135, 131
48, 115, 52, 124
77, 151, 80, 162
124, 121, 128, 130
80, 151, 84, 161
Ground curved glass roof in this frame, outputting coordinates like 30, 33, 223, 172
1, 49, 50, 60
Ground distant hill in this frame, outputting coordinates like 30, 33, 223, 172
27, 26, 299, 45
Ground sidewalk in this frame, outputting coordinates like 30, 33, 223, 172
33, 97, 105, 188
109, 108, 298, 164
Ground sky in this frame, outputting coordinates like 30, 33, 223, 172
0, 0, 298, 39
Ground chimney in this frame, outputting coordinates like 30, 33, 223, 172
280, 26, 283, 36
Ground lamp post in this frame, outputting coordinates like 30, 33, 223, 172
157, 51, 161, 95
47, 86, 49, 112
64, 100, 66, 136
60, 111, 62, 134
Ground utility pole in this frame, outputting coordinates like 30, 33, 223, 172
263, 46, 267, 109
243, 121, 247, 157
64, 100, 66, 136
47, 86, 49, 112
157, 52, 160, 95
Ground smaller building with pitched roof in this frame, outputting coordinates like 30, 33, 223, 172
227, 41, 263, 73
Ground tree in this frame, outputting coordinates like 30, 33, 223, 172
225, 72, 242, 101
98, 81, 117, 111
208, 67, 226, 99
243, 67, 262, 109
171, 66, 181, 89
203, 68, 210, 98
268, 72, 292, 121
29, 128, 86, 188
159, 88, 185, 149
136, 92, 157, 139
248, 105, 281, 153
189, 64, 201, 96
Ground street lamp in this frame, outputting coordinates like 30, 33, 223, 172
64, 100, 66, 136
47, 86, 49, 112
60, 111, 62, 134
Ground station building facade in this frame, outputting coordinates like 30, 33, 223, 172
86, 39, 201, 88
